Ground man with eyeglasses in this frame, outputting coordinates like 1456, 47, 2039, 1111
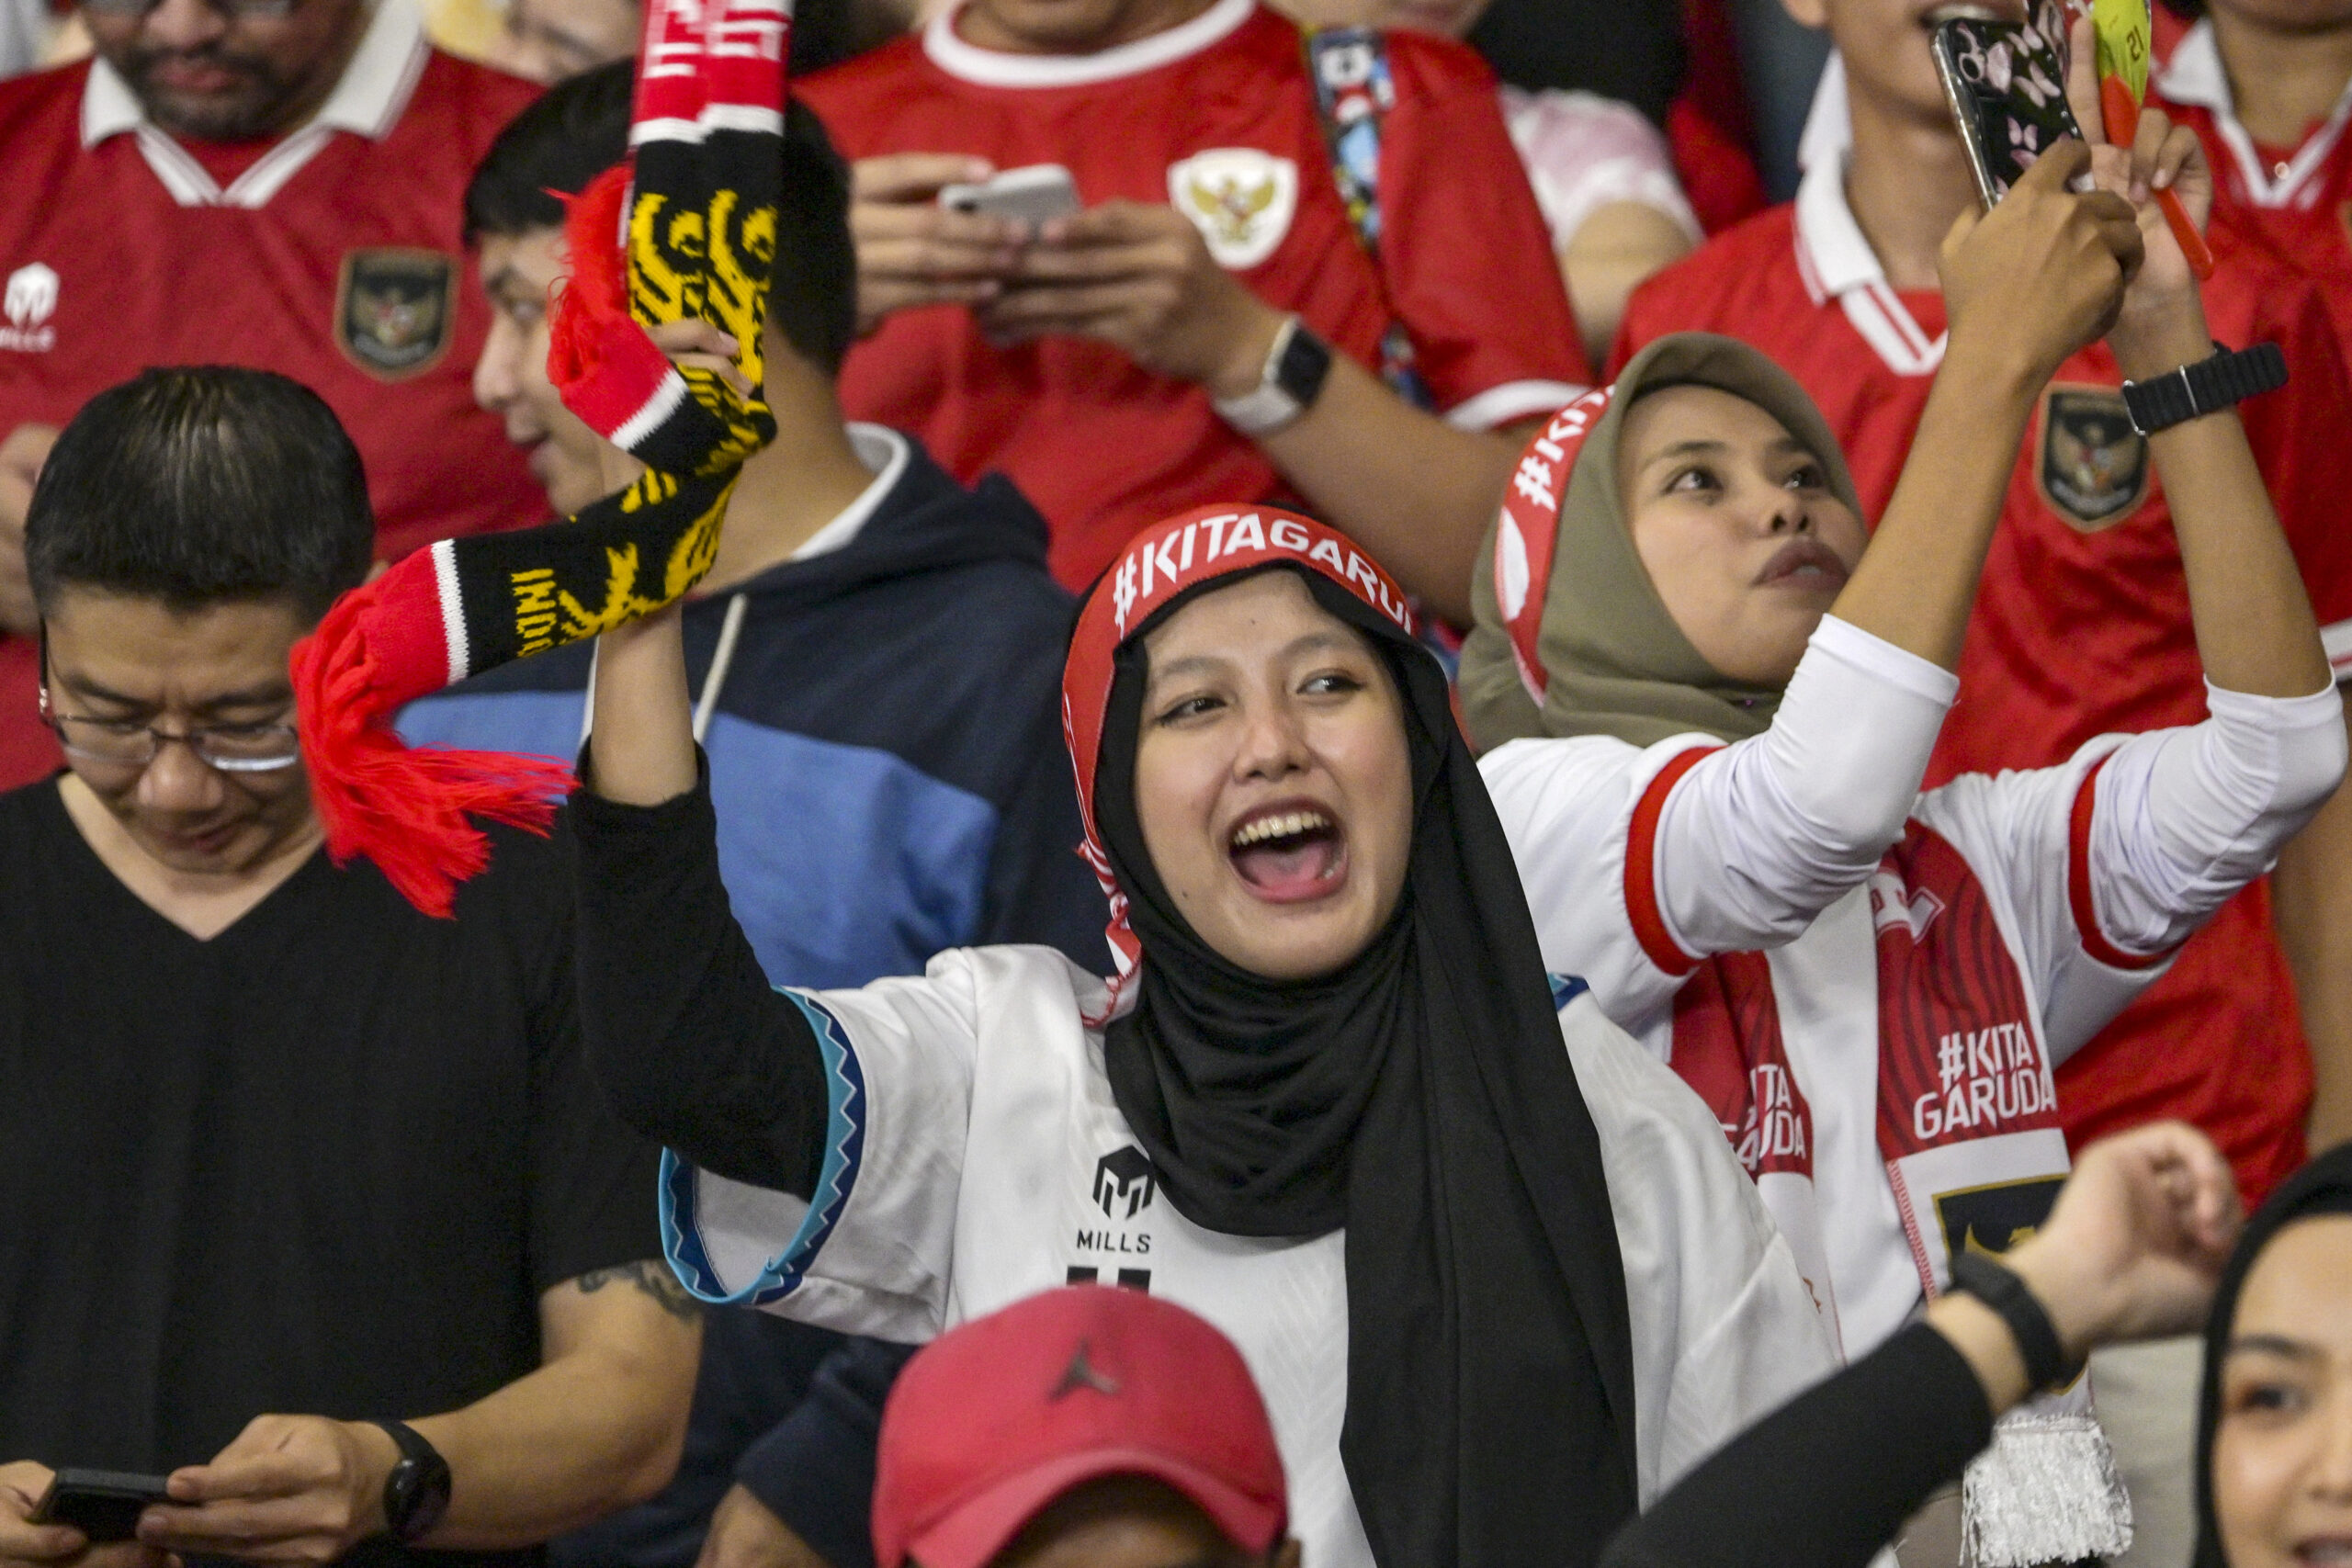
0, 366, 700, 1568
0, 0, 543, 796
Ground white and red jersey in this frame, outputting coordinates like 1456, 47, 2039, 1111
2154, 20, 2352, 373
0, 0, 544, 791
659, 949, 1835, 1568
1482, 617, 2346, 1352
796, 0, 1589, 591
1612, 160, 2352, 1204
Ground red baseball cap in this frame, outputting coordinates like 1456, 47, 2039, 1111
872, 1287, 1288, 1568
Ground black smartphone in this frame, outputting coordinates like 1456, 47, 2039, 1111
29, 1469, 171, 1542
1931, 3, 2088, 209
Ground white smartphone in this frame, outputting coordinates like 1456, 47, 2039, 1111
939, 164, 1082, 225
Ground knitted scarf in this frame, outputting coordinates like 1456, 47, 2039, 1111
289, 0, 789, 916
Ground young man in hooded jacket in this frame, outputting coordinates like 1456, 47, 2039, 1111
400, 65, 1109, 1568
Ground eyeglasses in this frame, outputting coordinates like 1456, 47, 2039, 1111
80, 0, 300, 19
45, 709, 302, 772
37, 633, 301, 773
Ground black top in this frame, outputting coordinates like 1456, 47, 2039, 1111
0, 780, 662, 1565
1600, 1322, 1996, 1568
572, 764, 826, 1198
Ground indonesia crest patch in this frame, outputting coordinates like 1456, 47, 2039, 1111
336, 249, 455, 378
2037, 385, 2148, 530
1168, 149, 1298, 270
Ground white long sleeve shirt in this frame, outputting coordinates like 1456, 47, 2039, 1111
1482, 615, 2345, 1353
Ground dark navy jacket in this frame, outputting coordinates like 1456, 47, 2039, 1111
401, 427, 1109, 986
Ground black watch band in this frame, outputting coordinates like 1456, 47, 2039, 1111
1948, 1250, 2083, 1393
370, 1419, 452, 1545
2120, 340, 2289, 435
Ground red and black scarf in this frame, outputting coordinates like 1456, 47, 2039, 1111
290, 0, 789, 915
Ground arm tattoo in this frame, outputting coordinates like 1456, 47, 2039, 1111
574, 1259, 702, 1322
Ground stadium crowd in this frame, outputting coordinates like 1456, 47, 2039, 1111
0, 0, 2347, 1566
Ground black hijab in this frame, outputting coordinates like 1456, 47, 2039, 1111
2192, 1142, 2352, 1568
1070, 517, 1638, 1568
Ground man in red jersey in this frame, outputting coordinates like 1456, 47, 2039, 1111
1613, 6, 2352, 1562
0, 0, 544, 791
2151, 0, 2352, 367
795, 0, 1589, 619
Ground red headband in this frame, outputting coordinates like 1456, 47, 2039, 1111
1061, 505, 1414, 1011
1492, 386, 1612, 706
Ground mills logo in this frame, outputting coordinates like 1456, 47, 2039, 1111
1, 263, 57, 353
1092, 1145, 1156, 1220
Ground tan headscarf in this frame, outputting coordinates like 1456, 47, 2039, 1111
1459, 333, 1863, 752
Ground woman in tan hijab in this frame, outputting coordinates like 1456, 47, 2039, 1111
1463, 128, 2346, 1568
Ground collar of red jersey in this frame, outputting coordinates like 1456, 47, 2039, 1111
2156, 18, 2352, 136
82, 0, 428, 149
922, 0, 1255, 88
1792, 144, 1886, 302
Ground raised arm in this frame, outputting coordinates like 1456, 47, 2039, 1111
2064, 18, 2331, 705
1961, 62, 2349, 1058
1600, 1123, 2238, 1568
1490, 153, 2143, 983
573, 571, 828, 1201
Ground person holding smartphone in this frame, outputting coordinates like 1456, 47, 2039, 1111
1611, 10, 2352, 1558
797, 0, 1592, 624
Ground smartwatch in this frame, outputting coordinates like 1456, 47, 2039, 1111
2120, 341, 2289, 436
1214, 315, 1335, 437
370, 1419, 452, 1545
1948, 1250, 2084, 1393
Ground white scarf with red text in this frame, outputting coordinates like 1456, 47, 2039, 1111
1670, 818, 2129, 1565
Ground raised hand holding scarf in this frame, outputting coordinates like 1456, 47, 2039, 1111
290, 0, 788, 915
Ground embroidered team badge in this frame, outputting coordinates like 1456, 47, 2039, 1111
2037, 386, 2149, 530
1169, 149, 1299, 270
335, 249, 455, 378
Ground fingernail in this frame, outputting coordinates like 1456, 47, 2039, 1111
2153, 169, 2172, 189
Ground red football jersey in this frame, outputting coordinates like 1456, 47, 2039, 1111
1614, 162, 2352, 1203
0, 0, 542, 790
2154, 20, 2352, 373
797, 0, 1589, 590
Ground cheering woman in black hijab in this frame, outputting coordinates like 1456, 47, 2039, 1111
571, 502, 1833, 1568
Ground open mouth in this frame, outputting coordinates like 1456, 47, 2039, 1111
1228, 806, 1346, 903
2295, 1539, 2352, 1566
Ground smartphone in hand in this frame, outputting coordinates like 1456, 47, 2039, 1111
939, 164, 1082, 227
29, 1469, 171, 1542
1932, 3, 2088, 209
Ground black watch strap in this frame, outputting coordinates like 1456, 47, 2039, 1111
1948, 1250, 2083, 1393
370, 1418, 452, 1545
2120, 340, 2289, 435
